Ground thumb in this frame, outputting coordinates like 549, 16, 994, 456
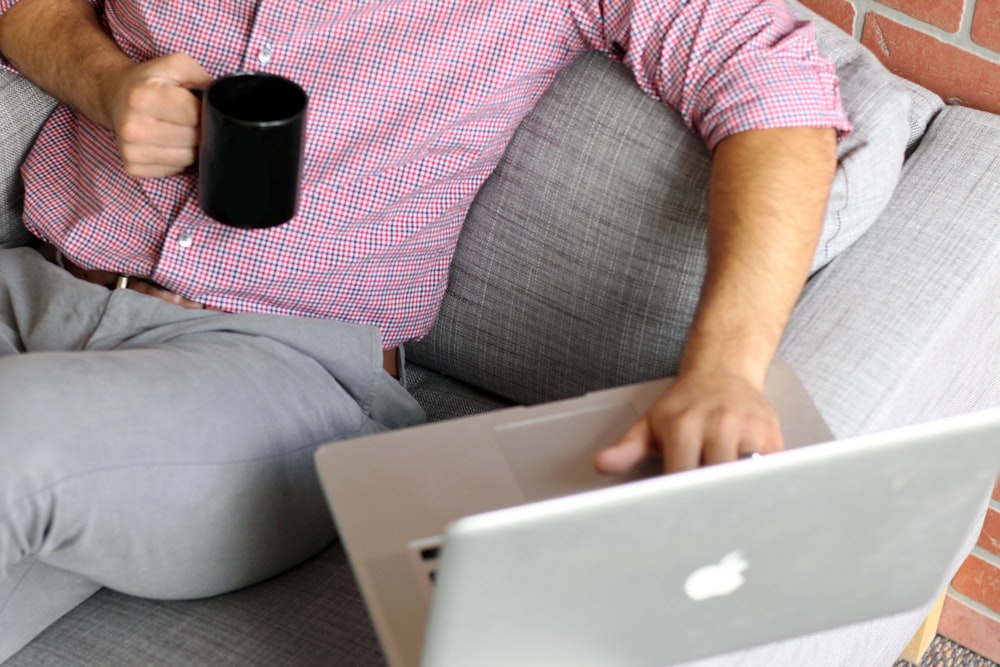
593, 419, 655, 475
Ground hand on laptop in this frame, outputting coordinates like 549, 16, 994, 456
592, 369, 784, 475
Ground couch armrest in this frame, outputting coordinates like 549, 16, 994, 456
0, 69, 56, 247
780, 105, 1000, 437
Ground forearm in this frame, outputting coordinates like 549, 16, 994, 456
0, 0, 132, 128
681, 127, 838, 387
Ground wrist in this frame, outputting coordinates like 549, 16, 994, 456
677, 335, 773, 389
92, 59, 132, 130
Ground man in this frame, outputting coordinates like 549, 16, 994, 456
0, 0, 849, 659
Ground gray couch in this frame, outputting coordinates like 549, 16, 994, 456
3, 4, 999, 665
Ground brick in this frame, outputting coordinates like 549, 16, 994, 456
940, 594, 1000, 663
861, 13, 1000, 114
972, 0, 1000, 52
799, 0, 856, 35
978, 508, 1000, 554
874, 0, 964, 32
952, 554, 1000, 612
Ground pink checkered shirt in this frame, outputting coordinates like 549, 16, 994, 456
3, 0, 850, 347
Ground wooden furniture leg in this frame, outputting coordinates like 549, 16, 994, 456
900, 590, 947, 664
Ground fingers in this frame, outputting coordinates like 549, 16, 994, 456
108, 53, 213, 178
699, 408, 782, 466
655, 408, 703, 472
593, 420, 653, 475
593, 404, 702, 475
118, 117, 199, 177
118, 146, 199, 179
594, 373, 785, 477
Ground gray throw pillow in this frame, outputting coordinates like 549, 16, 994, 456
0, 69, 56, 248
789, 0, 943, 266
408, 9, 942, 404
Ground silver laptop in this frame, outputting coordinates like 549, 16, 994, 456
315, 359, 1000, 667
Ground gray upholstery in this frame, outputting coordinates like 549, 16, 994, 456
0, 71, 54, 248
780, 105, 1000, 437
788, 0, 943, 260
407, 6, 940, 406
6, 543, 385, 667
3, 7, 999, 667
408, 51, 715, 403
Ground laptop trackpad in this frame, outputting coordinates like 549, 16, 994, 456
495, 403, 661, 503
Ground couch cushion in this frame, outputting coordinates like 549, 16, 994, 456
0, 69, 55, 248
787, 1, 943, 263
779, 105, 1000, 437
6, 542, 388, 667
408, 9, 941, 405
405, 364, 514, 421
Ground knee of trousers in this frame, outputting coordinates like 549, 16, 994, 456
0, 313, 399, 600
1, 442, 337, 600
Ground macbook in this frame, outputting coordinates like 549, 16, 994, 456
315, 360, 1000, 666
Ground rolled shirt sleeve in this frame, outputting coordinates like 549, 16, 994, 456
570, 0, 852, 151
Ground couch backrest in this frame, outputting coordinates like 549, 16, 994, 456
407, 5, 945, 404
0, 69, 55, 248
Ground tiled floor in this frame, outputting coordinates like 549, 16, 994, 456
895, 635, 999, 667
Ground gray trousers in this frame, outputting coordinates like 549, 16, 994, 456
0, 247, 426, 661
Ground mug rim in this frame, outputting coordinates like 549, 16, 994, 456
205, 71, 308, 127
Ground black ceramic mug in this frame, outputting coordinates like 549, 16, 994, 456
196, 72, 308, 229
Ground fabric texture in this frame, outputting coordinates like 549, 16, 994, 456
407, 7, 927, 405
408, 51, 711, 404
0, 70, 54, 248
0, 247, 424, 662
405, 365, 514, 422
1, 6, 993, 667
5, 543, 385, 667
9, 100, 1000, 666
0, 0, 847, 346
779, 105, 1000, 438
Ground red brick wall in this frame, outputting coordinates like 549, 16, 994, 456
937, 481, 1000, 662
800, 0, 1000, 115
798, 1, 1000, 661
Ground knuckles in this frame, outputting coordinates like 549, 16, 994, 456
117, 116, 147, 144
118, 143, 195, 178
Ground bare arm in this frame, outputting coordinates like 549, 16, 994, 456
595, 126, 837, 474
0, 0, 211, 177
0, 0, 131, 127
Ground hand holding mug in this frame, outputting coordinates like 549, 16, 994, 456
106, 54, 307, 229
105, 53, 212, 179
196, 72, 308, 229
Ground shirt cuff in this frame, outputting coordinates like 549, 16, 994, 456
693, 20, 853, 153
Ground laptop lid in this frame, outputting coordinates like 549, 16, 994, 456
420, 407, 1000, 666
316, 360, 844, 665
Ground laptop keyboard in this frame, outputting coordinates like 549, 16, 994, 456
408, 536, 444, 594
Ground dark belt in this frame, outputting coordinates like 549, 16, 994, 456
34, 242, 401, 377
36, 242, 211, 309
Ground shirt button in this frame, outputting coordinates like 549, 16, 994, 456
178, 231, 194, 248
258, 43, 274, 65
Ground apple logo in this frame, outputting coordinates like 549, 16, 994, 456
684, 551, 749, 601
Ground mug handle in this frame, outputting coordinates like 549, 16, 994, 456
184, 87, 205, 172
